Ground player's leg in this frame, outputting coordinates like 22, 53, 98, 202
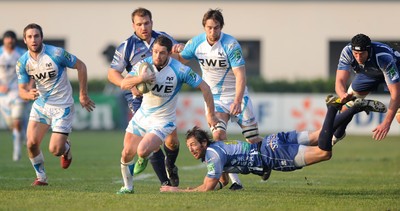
48, 105, 75, 169
164, 129, 180, 187
396, 108, 400, 124
27, 120, 50, 186
134, 133, 164, 174
128, 97, 171, 186
303, 97, 340, 165
11, 102, 25, 161
117, 131, 141, 194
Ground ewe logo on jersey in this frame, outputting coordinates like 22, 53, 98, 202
151, 76, 175, 96
199, 58, 227, 68
30, 70, 56, 80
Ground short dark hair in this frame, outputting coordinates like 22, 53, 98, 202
351, 34, 371, 51
23, 23, 43, 39
202, 8, 224, 29
154, 36, 173, 52
3, 30, 17, 40
185, 126, 212, 147
131, 7, 152, 23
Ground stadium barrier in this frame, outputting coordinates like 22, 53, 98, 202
0, 93, 398, 135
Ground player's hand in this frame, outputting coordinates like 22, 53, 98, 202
372, 122, 390, 141
229, 101, 242, 116
207, 114, 220, 130
160, 185, 179, 192
131, 87, 142, 97
340, 93, 354, 103
28, 88, 39, 100
172, 43, 185, 54
79, 94, 96, 112
140, 70, 155, 84
0, 85, 8, 94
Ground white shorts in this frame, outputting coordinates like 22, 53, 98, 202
30, 102, 75, 133
209, 96, 257, 127
125, 112, 176, 141
0, 93, 25, 126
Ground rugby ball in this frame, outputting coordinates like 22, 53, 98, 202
136, 62, 155, 94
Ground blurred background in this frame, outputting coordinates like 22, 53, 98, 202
1, 0, 399, 135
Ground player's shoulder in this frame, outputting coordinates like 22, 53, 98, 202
16, 52, 30, 69
220, 33, 239, 44
187, 33, 207, 45
372, 42, 394, 54
43, 44, 64, 55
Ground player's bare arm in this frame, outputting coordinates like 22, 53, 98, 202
197, 81, 219, 127
231, 66, 246, 115
120, 70, 155, 90
160, 176, 219, 192
372, 82, 400, 140
107, 68, 124, 87
335, 70, 353, 101
18, 83, 38, 101
75, 58, 95, 112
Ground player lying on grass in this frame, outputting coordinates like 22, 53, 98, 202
160, 95, 387, 192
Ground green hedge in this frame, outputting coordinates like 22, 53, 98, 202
71, 77, 337, 93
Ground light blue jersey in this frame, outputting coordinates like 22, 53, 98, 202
110, 31, 178, 112
126, 57, 202, 140
180, 32, 247, 100
16, 44, 77, 107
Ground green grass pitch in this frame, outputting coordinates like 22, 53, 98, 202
0, 130, 399, 210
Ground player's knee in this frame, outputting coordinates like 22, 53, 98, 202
165, 142, 179, 151
49, 145, 63, 156
211, 120, 227, 140
319, 150, 332, 161
27, 141, 39, 152
242, 125, 260, 143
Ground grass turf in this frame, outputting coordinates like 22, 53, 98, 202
0, 130, 399, 210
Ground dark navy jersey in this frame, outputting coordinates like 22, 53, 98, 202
338, 42, 400, 84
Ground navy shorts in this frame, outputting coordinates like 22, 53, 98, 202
260, 131, 302, 172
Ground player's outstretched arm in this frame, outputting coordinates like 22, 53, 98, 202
373, 82, 400, 140
160, 176, 220, 192
74, 58, 95, 112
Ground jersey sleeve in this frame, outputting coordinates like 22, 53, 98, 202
54, 47, 77, 68
205, 148, 224, 179
337, 45, 353, 71
110, 41, 129, 73
16, 55, 30, 84
377, 53, 400, 84
226, 39, 245, 68
180, 65, 202, 88
180, 38, 197, 60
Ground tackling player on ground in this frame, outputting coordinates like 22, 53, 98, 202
160, 95, 387, 192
